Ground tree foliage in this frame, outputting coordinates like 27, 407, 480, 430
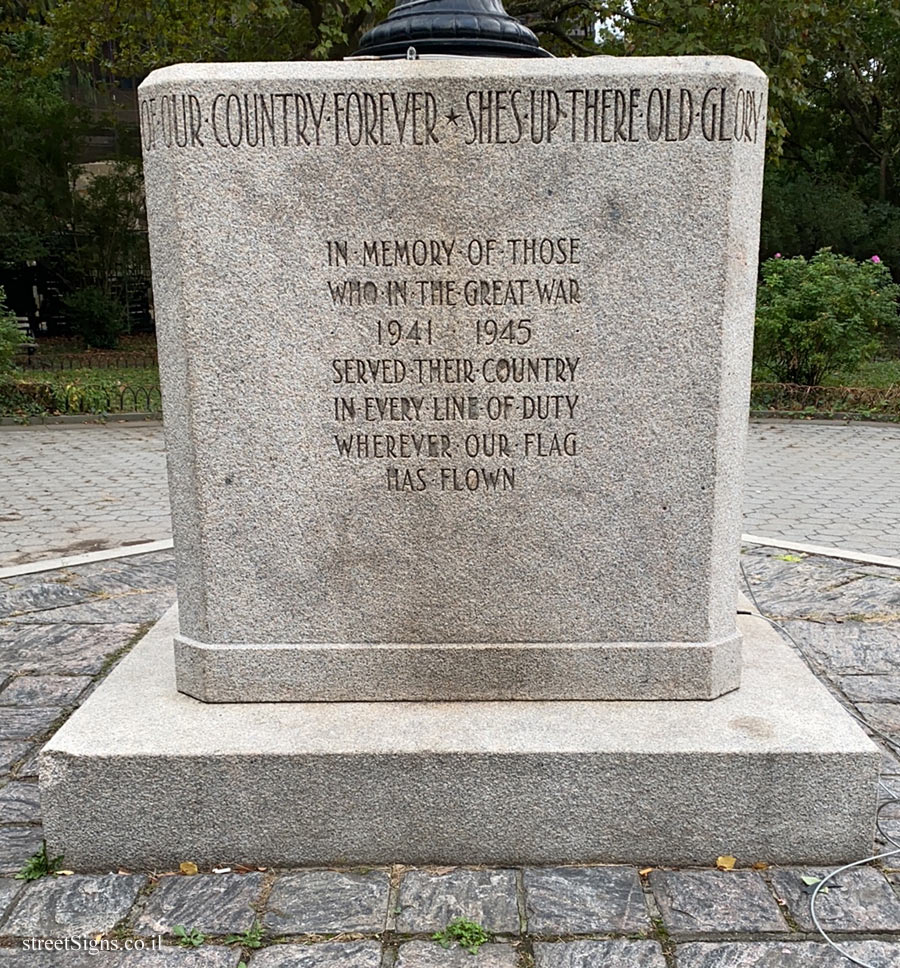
3, 0, 900, 354
0, 26, 85, 264
41, 0, 393, 74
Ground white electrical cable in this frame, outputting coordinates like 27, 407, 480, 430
739, 557, 900, 968
809, 845, 900, 968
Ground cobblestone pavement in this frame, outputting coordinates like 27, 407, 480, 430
3, 419, 900, 569
0, 424, 169, 568
744, 420, 900, 558
1, 547, 900, 964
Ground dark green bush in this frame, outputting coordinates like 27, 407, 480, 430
63, 287, 129, 349
0, 286, 26, 375
754, 249, 900, 386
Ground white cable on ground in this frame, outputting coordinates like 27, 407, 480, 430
739, 557, 900, 968
809, 844, 900, 968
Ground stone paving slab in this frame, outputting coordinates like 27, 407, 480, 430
396, 869, 519, 934
1, 873, 148, 935
0, 706, 63, 740
116, 953, 243, 968
0, 674, 92, 706
533, 940, 667, 967
769, 866, 900, 933
9, 590, 176, 625
649, 871, 790, 937
0, 825, 43, 874
523, 866, 648, 935
0, 742, 29, 772
838, 674, 900, 704
0, 953, 241, 968
0, 582, 94, 617
250, 942, 382, 967
0, 780, 41, 823
676, 940, 900, 966
132, 873, 265, 937
263, 871, 390, 935
778, 620, 900, 675
0, 622, 148, 677
858, 702, 900, 735
0, 877, 22, 916
395, 941, 518, 966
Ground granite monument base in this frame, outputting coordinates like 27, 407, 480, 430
174, 629, 742, 702
40, 606, 878, 869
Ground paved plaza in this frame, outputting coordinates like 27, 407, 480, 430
0, 424, 169, 567
1, 546, 900, 963
1, 419, 900, 965
2, 419, 900, 569
744, 421, 900, 558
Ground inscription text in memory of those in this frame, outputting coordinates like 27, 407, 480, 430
326, 235, 589, 496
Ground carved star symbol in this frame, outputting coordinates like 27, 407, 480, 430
445, 107, 460, 126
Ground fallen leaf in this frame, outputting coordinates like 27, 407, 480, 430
751, 862, 769, 870
775, 553, 805, 563
800, 875, 833, 895
179, 861, 199, 876
716, 855, 736, 871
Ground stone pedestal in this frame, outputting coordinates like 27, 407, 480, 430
140, 56, 767, 701
38, 55, 879, 866
40, 605, 878, 869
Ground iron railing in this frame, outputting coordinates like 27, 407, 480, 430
1, 381, 161, 416
15, 352, 158, 371
751, 382, 900, 419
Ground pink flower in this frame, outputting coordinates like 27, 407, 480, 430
774, 252, 782, 259
872, 255, 882, 263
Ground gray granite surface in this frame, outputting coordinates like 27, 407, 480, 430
251, 943, 382, 967
533, 940, 667, 967
2, 873, 148, 935
0, 546, 898, 963
132, 872, 265, 936
39, 599, 877, 868
4, 420, 900, 577
263, 871, 391, 934
141, 56, 767, 700
523, 866, 648, 934
650, 871, 790, 937
396, 869, 519, 934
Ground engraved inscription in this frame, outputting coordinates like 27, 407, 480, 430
140, 84, 766, 152
323, 236, 588, 495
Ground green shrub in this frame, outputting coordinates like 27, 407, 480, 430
63, 287, 129, 349
0, 286, 26, 375
754, 249, 900, 386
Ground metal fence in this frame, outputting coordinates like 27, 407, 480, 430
750, 382, 900, 419
15, 352, 158, 371
0, 381, 161, 416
